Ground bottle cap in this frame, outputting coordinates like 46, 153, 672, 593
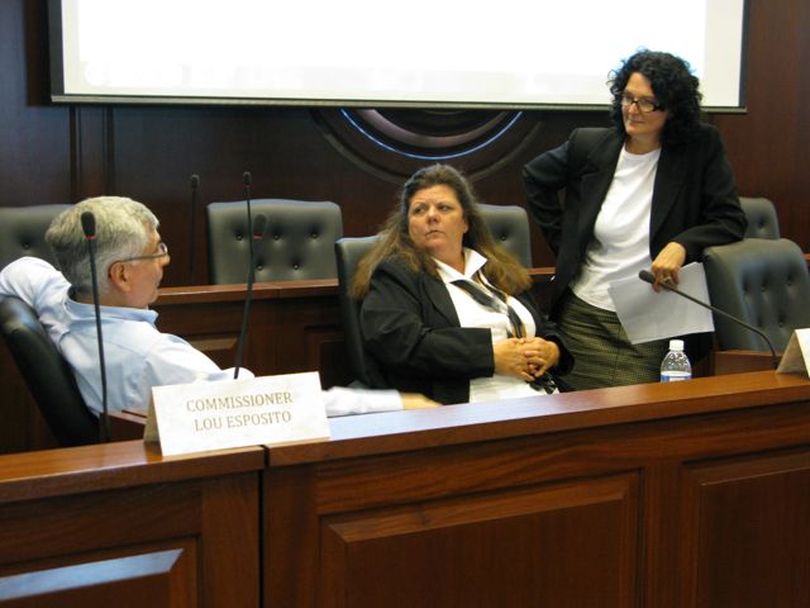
668, 339, 684, 351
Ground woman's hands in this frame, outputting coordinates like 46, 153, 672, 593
650, 242, 687, 290
493, 337, 560, 381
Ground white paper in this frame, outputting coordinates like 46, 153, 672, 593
776, 328, 810, 375
608, 263, 715, 344
149, 371, 330, 456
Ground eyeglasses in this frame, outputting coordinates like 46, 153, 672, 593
620, 94, 664, 113
118, 242, 169, 263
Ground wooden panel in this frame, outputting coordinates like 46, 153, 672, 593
0, 442, 263, 606
0, 1, 71, 208
320, 474, 638, 608
681, 450, 810, 608
713, 0, 810, 251
263, 372, 810, 608
712, 350, 777, 375
0, 545, 196, 607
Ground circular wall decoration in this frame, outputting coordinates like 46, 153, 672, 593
314, 107, 541, 183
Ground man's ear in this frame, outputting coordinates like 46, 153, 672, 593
107, 261, 131, 293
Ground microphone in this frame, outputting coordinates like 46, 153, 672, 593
189, 174, 200, 279
233, 213, 266, 379
243, 172, 253, 264
638, 269, 779, 368
233, 170, 258, 379
80, 211, 111, 441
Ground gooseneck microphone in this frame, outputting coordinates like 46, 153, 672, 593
80, 211, 111, 441
233, 170, 259, 379
638, 269, 779, 368
233, 213, 266, 379
243, 171, 254, 261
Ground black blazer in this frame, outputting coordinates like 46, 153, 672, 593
359, 256, 573, 405
522, 124, 747, 314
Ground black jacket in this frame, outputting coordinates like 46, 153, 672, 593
522, 124, 747, 315
359, 256, 573, 405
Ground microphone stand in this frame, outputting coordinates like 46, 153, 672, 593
81, 212, 110, 441
638, 270, 779, 368
234, 171, 254, 379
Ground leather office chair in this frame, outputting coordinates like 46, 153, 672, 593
703, 238, 810, 352
334, 236, 385, 388
0, 204, 70, 270
477, 203, 533, 266
207, 199, 343, 283
739, 196, 780, 239
0, 295, 99, 446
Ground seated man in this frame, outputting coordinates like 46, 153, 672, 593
0, 196, 435, 417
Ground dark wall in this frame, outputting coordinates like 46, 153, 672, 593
2, 0, 809, 287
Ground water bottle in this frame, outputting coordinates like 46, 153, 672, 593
660, 339, 692, 382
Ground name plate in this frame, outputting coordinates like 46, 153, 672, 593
147, 371, 330, 456
776, 328, 810, 376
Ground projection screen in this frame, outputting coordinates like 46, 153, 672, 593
48, 0, 747, 110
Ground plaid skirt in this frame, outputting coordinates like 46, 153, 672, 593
557, 291, 669, 390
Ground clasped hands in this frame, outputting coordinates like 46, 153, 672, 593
494, 337, 560, 382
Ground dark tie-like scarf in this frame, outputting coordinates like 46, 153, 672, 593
451, 272, 559, 394
450, 271, 525, 338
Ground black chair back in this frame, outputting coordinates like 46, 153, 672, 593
0, 204, 70, 270
207, 199, 343, 283
478, 203, 532, 266
0, 296, 98, 446
334, 236, 384, 388
739, 197, 780, 239
704, 238, 810, 352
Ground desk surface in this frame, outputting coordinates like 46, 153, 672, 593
266, 370, 810, 465
0, 371, 808, 607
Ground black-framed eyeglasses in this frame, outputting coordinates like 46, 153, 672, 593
621, 94, 664, 113
118, 242, 169, 263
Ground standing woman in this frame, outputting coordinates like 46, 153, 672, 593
522, 50, 746, 390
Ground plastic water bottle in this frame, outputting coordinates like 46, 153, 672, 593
660, 339, 692, 382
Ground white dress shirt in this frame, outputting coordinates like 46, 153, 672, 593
434, 249, 541, 402
0, 257, 401, 417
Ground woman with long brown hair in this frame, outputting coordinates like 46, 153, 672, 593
353, 164, 572, 405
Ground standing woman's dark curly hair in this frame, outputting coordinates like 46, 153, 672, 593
609, 50, 702, 147
351, 164, 531, 298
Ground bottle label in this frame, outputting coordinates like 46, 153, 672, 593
660, 371, 692, 382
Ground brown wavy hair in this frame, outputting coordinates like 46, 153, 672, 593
351, 164, 531, 298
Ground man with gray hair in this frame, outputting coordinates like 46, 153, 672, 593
0, 196, 434, 418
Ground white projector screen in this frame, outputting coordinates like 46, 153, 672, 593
48, 0, 747, 110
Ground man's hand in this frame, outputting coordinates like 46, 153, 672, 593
400, 393, 440, 410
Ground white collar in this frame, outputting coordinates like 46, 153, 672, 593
433, 248, 487, 283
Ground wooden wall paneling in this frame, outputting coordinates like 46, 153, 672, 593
151, 286, 261, 373
70, 105, 113, 200
264, 465, 321, 608
262, 372, 810, 607
680, 449, 810, 607
0, 441, 263, 606
0, 345, 59, 453
319, 474, 639, 608
0, 543, 197, 607
0, 0, 71, 208
713, 0, 810, 251
151, 281, 341, 381
794, 0, 810, 250
269, 286, 344, 381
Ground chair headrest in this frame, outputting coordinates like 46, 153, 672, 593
207, 199, 344, 283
